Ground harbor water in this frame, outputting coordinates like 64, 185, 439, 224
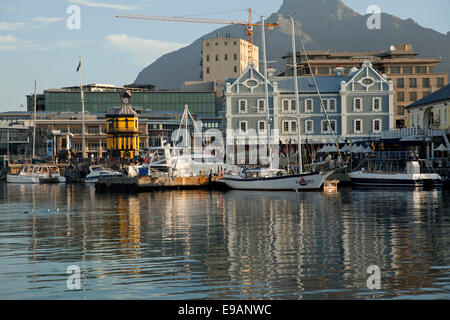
0, 183, 449, 299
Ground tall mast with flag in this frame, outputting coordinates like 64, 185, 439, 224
77, 56, 86, 159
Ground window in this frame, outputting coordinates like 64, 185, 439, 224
403, 66, 413, 74
397, 92, 405, 102
215, 42, 218, 46
373, 119, 382, 133
397, 105, 405, 115
282, 99, 289, 112
422, 91, 431, 98
224, 41, 227, 46
437, 78, 445, 88
290, 121, 297, 133
238, 99, 247, 114
372, 97, 381, 112
290, 99, 296, 112
317, 67, 329, 75
257, 99, 265, 113
239, 121, 247, 133
258, 120, 266, 133
305, 120, 313, 134
321, 99, 328, 112
282, 121, 290, 133
415, 66, 427, 74
390, 66, 401, 74
409, 78, 417, 88
422, 78, 430, 88
353, 98, 362, 112
234, 66, 238, 73
305, 99, 313, 113
354, 119, 363, 133
410, 92, 417, 102
328, 99, 336, 112
206, 55, 210, 62
397, 78, 404, 88
234, 54, 237, 60
206, 42, 209, 47
224, 54, 228, 61
215, 55, 218, 61
206, 67, 210, 74
321, 120, 336, 133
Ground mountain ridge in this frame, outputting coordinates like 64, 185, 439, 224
134, 0, 450, 89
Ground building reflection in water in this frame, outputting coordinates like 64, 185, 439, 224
0, 183, 448, 299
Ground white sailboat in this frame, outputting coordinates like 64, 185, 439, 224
140, 105, 242, 178
221, 16, 337, 191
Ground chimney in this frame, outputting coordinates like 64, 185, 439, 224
267, 66, 276, 79
333, 66, 345, 77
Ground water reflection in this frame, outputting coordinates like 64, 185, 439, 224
0, 183, 449, 299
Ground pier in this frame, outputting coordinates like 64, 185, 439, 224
95, 175, 221, 192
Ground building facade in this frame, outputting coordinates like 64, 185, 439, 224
225, 61, 394, 148
407, 84, 450, 130
282, 44, 448, 129
202, 34, 259, 82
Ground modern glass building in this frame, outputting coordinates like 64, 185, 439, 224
27, 85, 219, 117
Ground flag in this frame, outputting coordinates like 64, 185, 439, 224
76, 60, 81, 72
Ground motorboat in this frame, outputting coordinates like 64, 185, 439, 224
7, 164, 65, 183
349, 152, 442, 188
84, 165, 123, 183
38, 165, 66, 183
7, 165, 40, 183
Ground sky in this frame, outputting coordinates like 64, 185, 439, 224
0, 0, 449, 112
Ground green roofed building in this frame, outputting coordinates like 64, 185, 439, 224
26, 83, 219, 117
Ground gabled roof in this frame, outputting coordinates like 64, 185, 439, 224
276, 75, 351, 93
407, 84, 450, 109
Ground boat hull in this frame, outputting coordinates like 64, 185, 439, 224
221, 171, 333, 191
7, 175, 40, 184
348, 171, 442, 187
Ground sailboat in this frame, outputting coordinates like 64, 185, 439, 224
221, 16, 338, 191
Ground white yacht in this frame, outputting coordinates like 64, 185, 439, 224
349, 152, 442, 188
84, 165, 123, 183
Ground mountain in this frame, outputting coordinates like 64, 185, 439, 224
134, 0, 450, 89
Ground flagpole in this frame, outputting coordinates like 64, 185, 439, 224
32, 80, 37, 160
79, 56, 86, 159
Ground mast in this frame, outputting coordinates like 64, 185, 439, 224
79, 56, 86, 159
291, 17, 303, 174
261, 15, 272, 169
32, 81, 37, 160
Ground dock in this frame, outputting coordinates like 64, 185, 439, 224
95, 175, 222, 192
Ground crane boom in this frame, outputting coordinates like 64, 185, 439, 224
116, 9, 279, 64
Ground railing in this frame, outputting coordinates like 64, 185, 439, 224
380, 128, 444, 139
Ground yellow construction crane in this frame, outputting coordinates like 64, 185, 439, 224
116, 9, 279, 64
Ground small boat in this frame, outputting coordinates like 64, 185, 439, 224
349, 152, 442, 188
84, 165, 123, 183
7, 165, 40, 183
38, 165, 66, 183
7, 164, 65, 183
